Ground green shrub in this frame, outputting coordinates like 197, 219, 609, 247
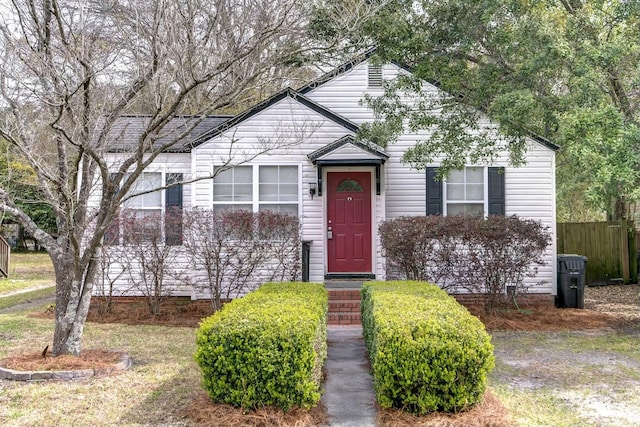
194, 282, 327, 410
361, 281, 495, 414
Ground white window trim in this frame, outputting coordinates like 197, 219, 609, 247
212, 163, 302, 216
109, 168, 186, 246
443, 166, 489, 217
123, 171, 164, 211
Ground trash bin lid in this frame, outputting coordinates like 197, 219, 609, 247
558, 254, 587, 260
558, 254, 587, 271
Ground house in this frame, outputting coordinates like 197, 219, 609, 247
95, 54, 559, 304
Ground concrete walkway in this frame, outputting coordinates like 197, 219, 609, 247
322, 325, 377, 427
0, 283, 55, 298
0, 284, 55, 315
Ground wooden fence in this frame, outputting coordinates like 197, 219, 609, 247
557, 220, 637, 285
0, 235, 9, 278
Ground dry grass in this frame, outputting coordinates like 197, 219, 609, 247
0, 315, 203, 427
0, 286, 55, 311
2, 283, 639, 426
0, 253, 54, 295
378, 390, 511, 427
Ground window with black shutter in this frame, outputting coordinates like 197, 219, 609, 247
106, 171, 185, 245
426, 166, 505, 217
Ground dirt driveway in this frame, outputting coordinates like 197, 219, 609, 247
490, 285, 640, 427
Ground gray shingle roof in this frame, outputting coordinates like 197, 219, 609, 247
100, 115, 232, 153
190, 88, 360, 147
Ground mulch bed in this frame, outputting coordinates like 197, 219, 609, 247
378, 390, 511, 427
31, 298, 216, 328
185, 392, 328, 427
86, 300, 215, 328
470, 305, 619, 331
1, 349, 123, 371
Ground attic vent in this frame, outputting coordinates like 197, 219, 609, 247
368, 65, 383, 87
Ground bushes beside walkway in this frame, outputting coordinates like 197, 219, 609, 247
361, 281, 495, 414
195, 282, 327, 410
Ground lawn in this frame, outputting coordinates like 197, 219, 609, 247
2, 307, 640, 426
0, 252, 55, 310
0, 252, 55, 295
0, 312, 201, 427
491, 329, 640, 427
1, 254, 639, 426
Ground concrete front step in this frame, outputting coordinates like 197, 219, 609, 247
325, 280, 365, 289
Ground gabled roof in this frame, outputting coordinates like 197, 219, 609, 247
103, 115, 232, 153
100, 51, 559, 154
307, 135, 389, 164
298, 48, 378, 95
297, 50, 560, 152
191, 88, 360, 147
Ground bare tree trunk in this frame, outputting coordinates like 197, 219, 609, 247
51, 249, 99, 356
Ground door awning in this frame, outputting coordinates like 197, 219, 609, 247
307, 135, 389, 195
307, 135, 389, 165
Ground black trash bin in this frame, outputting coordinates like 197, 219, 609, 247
301, 240, 312, 282
556, 254, 587, 309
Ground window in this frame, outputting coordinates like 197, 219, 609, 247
336, 179, 363, 192
213, 165, 252, 213
107, 171, 184, 245
124, 172, 162, 212
426, 166, 505, 217
445, 167, 485, 216
213, 165, 299, 216
258, 165, 298, 216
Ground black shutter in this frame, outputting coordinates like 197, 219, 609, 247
426, 167, 442, 215
104, 173, 120, 245
488, 167, 505, 216
165, 173, 183, 245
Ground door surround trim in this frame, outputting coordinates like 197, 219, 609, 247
323, 166, 376, 276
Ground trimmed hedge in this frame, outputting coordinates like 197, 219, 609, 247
194, 282, 328, 410
361, 281, 495, 414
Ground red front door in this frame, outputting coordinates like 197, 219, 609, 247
327, 172, 372, 273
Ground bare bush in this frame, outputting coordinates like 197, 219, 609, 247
119, 210, 186, 315
459, 216, 551, 313
380, 215, 551, 312
379, 215, 466, 290
94, 219, 126, 314
258, 210, 301, 282
184, 208, 301, 311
